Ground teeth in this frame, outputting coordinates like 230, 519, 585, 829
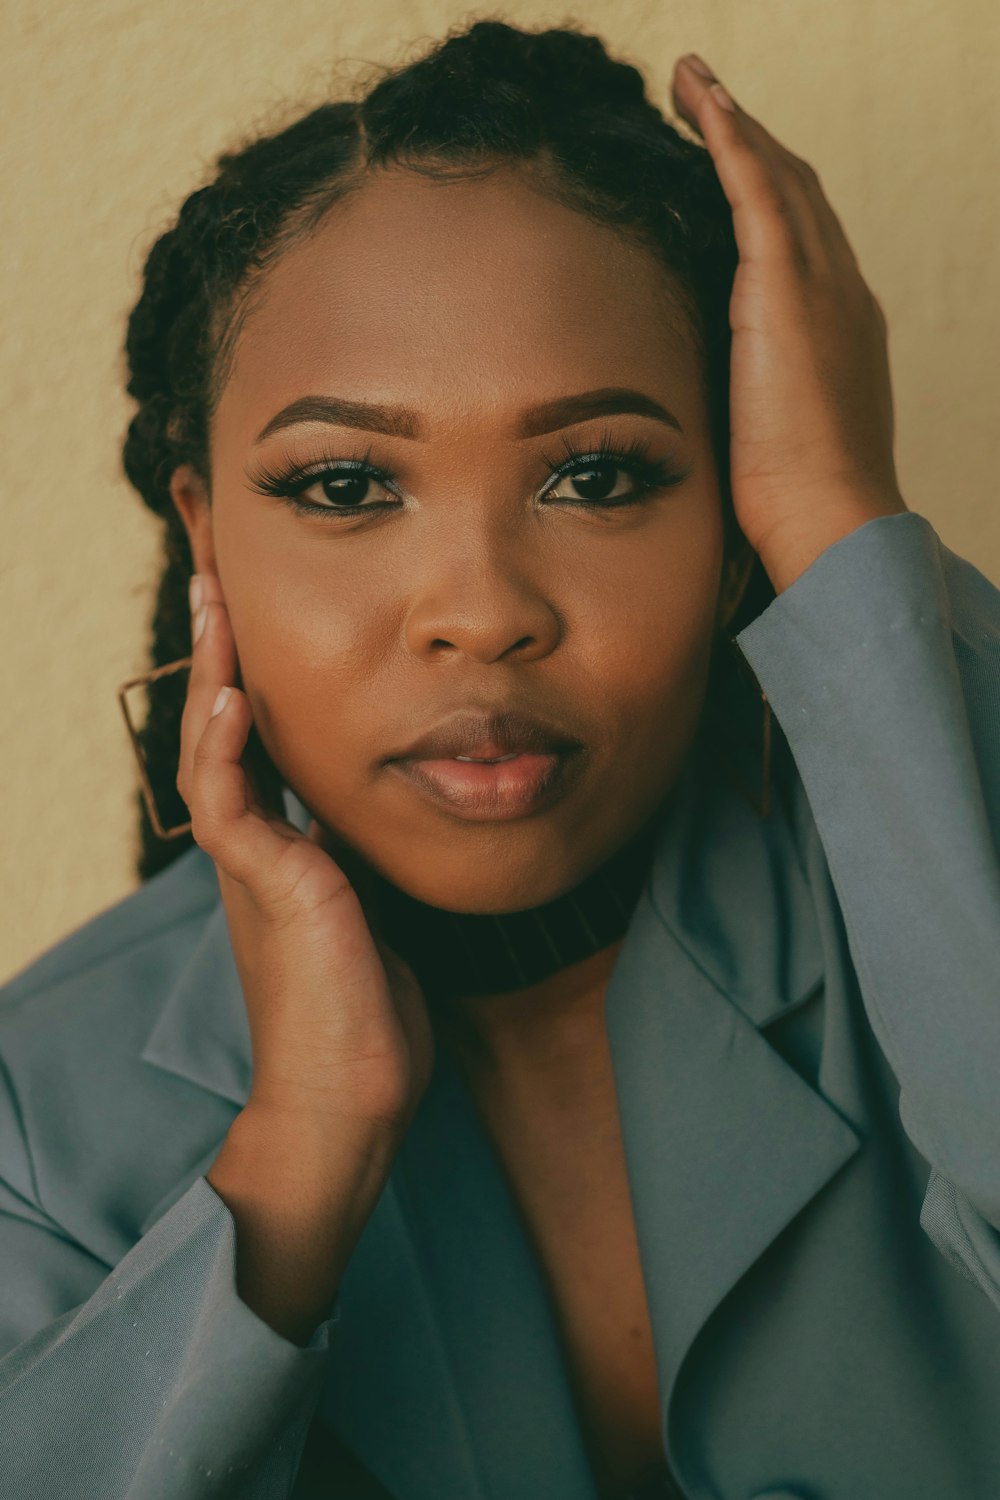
455, 753, 520, 763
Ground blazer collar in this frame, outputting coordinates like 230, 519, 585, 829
141, 766, 861, 1500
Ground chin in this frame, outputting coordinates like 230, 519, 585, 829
299, 806, 580, 914
388, 855, 579, 915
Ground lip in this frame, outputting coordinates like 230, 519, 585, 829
388, 748, 585, 822
388, 707, 583, 764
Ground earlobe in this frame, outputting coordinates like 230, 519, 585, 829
169, 463, 217, 577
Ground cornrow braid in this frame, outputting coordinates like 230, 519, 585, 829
120, 16, 779, 883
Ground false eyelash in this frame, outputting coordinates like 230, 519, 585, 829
245, 441, 391, 503
537, 426, 686, 500
244, 426, 691, 519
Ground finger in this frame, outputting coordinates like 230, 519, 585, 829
672, 58, 825, 260
188, 569, 225, 612
188, 682, 297, 885
184, 581, 290, 824
241, 716, 290, 823
672, 57, 859, 274
177, 594, 237, 808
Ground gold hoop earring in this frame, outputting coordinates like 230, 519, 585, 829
117, 656, 193, 840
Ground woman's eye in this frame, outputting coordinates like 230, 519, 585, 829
295, 468, 390, 509
545, 461, 649, 506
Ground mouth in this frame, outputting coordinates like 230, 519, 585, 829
384, 706, 586, 820
387, 747, 584, 821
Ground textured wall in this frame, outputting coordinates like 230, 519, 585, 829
2, 0, 998, 984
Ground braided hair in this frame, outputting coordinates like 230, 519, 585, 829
122, 17, 779, 884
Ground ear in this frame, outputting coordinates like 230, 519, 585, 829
169, 463, 218, 579
714, 536, 758, 634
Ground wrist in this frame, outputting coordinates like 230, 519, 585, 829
754, 491, 909, 596
213, 1100, 400, 1223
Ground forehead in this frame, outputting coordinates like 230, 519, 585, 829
214, 164, 699, 442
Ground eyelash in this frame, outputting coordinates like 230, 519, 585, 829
244, 428, 691, 520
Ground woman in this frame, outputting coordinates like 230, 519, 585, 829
1, 18, 998, 1500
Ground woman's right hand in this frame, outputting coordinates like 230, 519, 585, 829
177, 572, 435, 1141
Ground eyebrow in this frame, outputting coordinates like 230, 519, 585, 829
253, 386, 684, 445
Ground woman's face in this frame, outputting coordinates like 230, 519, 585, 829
172, 163, 751, 913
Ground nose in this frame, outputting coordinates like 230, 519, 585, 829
403, 552, 562, 666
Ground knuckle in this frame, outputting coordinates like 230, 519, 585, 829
189, 806, 224, 858
187, 804, 210, 845
761, 179, 795, 222
777, 235, 812, 280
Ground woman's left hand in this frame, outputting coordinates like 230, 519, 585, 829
672, 54, 909, 593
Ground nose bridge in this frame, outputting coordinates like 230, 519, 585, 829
403, 506, 561, 664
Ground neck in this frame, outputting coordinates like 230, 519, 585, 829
358, 810, 664, 1017
434, 936, 625, 1075
301, 797, 668, 1064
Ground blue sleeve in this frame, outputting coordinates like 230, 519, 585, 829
0, 1061, 340, 1499
734, 511, 1000, 1310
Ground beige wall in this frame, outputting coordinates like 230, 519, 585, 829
2, 0, 998, 985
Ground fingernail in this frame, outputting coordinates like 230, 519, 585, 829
194, 604, 208, 643
682, 53, 716, 80
710, 82, 736, 112
189, 574, 203, 614
211, 686, 232, 718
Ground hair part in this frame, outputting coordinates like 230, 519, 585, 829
121, 15, 779, 882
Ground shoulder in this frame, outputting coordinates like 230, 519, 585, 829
0, 846, 227, 1258
0, 844, 217, 1011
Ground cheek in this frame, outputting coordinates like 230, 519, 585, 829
224, 569, 388, 776
570, 528, 722, 744
214, 494, 392, 678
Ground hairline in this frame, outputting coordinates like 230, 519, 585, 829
201, 150, 711, 480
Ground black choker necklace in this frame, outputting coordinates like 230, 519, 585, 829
359, 807, 667, 1007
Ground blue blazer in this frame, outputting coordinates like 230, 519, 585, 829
1, 511, 999, 1500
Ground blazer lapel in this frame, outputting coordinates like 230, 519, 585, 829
608, 753, 863, 1478
138, 769, 862, 1500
